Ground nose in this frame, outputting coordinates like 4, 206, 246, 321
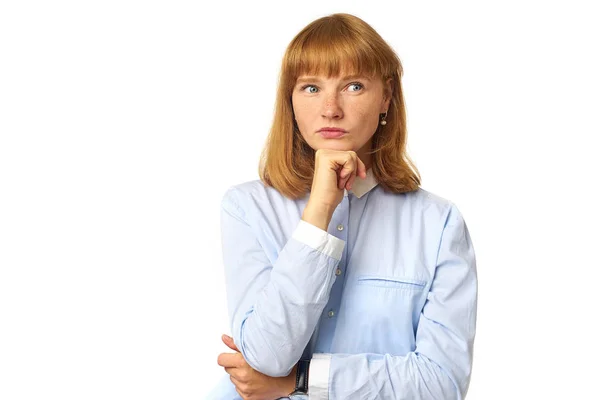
321, 94, 343, 120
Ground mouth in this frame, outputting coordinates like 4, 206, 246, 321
318, 127, 348, 139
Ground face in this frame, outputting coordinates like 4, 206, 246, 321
291, 72, 392, 169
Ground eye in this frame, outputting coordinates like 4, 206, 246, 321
301, 85, 319, 94
347, 82, 363, 92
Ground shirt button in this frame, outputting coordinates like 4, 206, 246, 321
335, 268, 342, 276
328, 310, 335, 318
337, 224, 344, 231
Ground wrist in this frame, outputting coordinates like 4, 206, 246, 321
282, 364, 298, 395
302, 202, 334, 231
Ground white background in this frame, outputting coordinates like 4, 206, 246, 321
1, 1, 598, 399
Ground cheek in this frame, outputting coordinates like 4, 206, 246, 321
349, 103, 380, 127
292, 99, 314, 129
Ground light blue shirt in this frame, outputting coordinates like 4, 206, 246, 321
207, 168, 477, 399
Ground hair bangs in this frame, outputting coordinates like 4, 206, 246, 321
284, 19, 389, 83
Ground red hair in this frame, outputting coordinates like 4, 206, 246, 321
259, 13, 421, 199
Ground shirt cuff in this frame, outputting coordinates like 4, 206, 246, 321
292, 220, 345, 261
309, 353, 331, 399
287, 395, 308, 400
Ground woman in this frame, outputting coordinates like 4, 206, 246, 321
209, 13, 477, 400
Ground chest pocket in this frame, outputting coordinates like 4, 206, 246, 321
356, 275, 427, 290
334, 274, 428, 355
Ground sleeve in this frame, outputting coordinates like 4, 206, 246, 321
307, 203, 478, 400
220, 187, 345, 377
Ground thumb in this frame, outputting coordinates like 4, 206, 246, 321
222, 334, 240, 352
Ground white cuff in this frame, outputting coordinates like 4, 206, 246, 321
292, 220, 345, 261
309, 353, 331, 399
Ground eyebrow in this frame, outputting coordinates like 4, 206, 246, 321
296, 75, 372, 84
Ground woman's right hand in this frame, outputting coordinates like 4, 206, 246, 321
302, 149, 367, 231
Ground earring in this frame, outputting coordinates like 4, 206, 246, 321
380, 112, 388, 126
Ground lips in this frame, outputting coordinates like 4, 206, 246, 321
318, 128, 347, 139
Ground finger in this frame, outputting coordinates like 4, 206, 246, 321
232, 380, 248, 400
231, 376, 251, 400
227, 365, 252, 384
224, 366, 239, 379
357, 156, 367, 178
339, 155, 357, 191
230, 376, 248, 399
230, 374, 242, 386
340, 173, 353, 190
346, 172, 356, 190
338, 173, 347, 190
222, 334, 240, 352
339, 153, 356, 179
217, 352, 244, 368
338, 168, 347, 190
347, 152, 362, 188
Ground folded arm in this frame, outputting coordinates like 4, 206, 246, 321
221, 188, 344, 377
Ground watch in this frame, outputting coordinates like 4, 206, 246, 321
289, 358, 310, 396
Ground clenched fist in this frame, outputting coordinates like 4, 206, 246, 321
302, 149, 367, 231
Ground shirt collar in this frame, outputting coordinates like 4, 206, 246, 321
344, 167, 378, 199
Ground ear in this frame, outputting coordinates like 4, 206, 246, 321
381, 78, 393, 113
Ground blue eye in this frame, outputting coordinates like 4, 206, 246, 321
347, 82, 363, 92
302, 85, 318, 93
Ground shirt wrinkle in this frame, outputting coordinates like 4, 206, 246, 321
208, 171, 477, 399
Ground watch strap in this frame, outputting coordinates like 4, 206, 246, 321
290, 358, 310, 395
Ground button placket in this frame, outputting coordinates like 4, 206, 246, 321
331, 197, 349, 282
320, 196, 347, 341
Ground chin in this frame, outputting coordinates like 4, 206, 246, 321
315, 141, 355, 151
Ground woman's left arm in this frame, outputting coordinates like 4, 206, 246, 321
307, 203, 477, 399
